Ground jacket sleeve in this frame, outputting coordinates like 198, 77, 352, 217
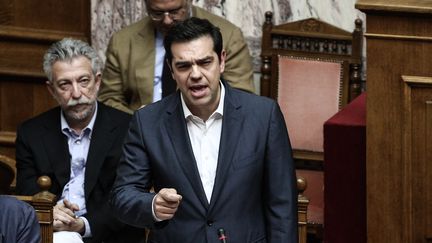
265, 101, 298, 243
15, 126, 46, 195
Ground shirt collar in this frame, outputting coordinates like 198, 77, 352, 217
61, 102, 98, 138
181, 81, 225, 120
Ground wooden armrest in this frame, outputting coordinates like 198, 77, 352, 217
297, 176, 309, 243
13, 176, 56, 243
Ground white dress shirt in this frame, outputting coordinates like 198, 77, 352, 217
153, 31, 165, 102
59, 103, 97, 237
181, 82, 225, 202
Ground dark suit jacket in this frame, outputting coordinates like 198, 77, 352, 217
0, 195, 40, 243
110, 82, 298, 243
15, 102, 145, 243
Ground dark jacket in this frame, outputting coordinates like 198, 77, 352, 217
15, 102, 145, 243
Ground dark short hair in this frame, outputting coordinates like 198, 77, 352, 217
163, 17, 223, 65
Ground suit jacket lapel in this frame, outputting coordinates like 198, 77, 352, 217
84, 104, 116, 200
209, 83, 244, 211
164, 93, 209, 209
42, 108, 71, 189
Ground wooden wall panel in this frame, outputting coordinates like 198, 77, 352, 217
0, 0, 90, 158
403, 77, 432, 242
0, 39, 48, 77
356, 1, 432, 242
426, 101, 432, 241
0, 0, 89, 33
364, 37, 432, 242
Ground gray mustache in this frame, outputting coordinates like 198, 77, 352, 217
67, 97, 91, 107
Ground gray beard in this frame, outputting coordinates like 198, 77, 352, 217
64, 102, 96, 123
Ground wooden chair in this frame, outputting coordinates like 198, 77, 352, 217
260, 11, 363, 239
13, 176, 56, 243
297, 176, 309, 243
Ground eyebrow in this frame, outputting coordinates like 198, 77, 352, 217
55, 74, 92, 83
174, 56, 214, 67
150, 5, 183, 13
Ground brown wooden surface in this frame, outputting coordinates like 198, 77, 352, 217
356, 1, 432, 242
297, 176, 309, 243
0, 0, 90, 158
13, 176, 56, 243
356, 0, 432, 13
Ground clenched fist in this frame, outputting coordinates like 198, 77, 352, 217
154, 188, 182, 221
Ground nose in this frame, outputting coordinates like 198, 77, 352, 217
162, 13, 174, 25
190, 65, 202, 80
71, 82, 82, 99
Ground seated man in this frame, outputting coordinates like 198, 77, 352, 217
99, 0, 255, 113
15, 38, 145, 243
0, 195, 40, 243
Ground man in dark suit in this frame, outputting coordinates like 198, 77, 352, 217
110, 17, 298, 242
15, 38, 145, 243
0, 195, 40, 243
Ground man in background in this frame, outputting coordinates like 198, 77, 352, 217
99, 0, 255, 114
15, 38, 145, 243
110, 17, 297, 242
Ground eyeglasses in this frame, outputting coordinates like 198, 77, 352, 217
148, 5, 188, 21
